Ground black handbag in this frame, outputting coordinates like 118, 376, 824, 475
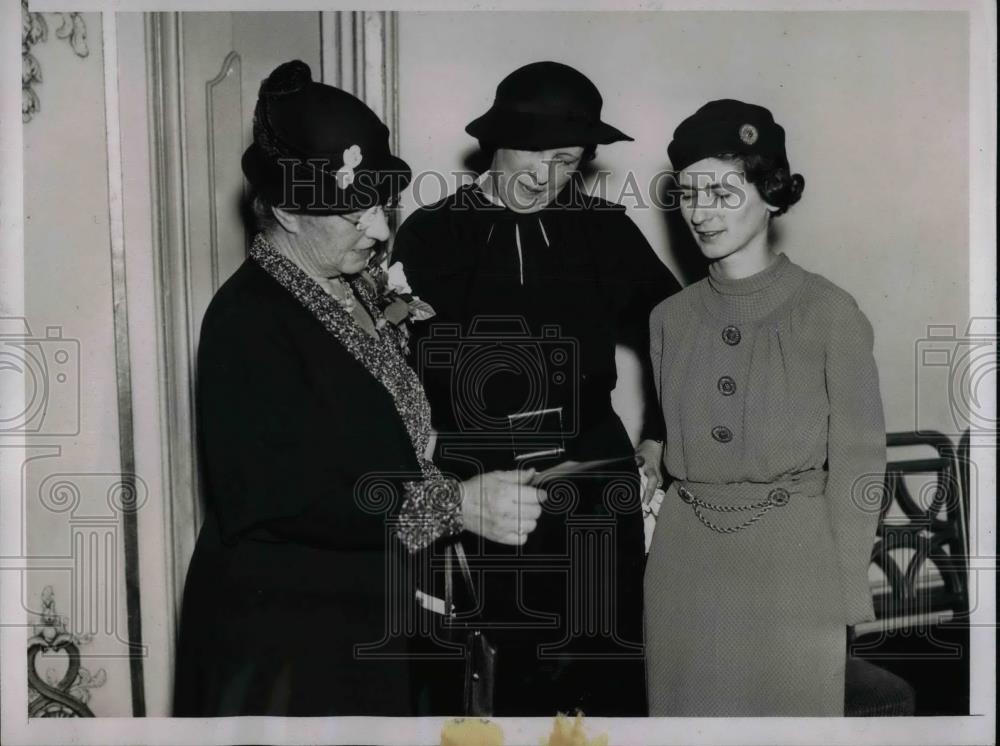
444, 541, 497, 716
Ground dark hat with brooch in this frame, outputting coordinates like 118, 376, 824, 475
465, 61, 633, 150
668, 99, 788, 171
241, 60, 411, 214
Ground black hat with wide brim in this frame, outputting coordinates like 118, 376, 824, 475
242, 60, 411, 215
465, 61, 633, 150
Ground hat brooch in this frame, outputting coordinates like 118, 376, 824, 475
738, 124, 758, 145
336, 145, 363, 189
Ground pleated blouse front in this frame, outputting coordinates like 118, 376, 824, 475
649, 251, 886, 625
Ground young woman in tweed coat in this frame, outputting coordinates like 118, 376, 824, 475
644, 99, 886, 716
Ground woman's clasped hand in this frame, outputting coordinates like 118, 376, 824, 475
460, 469, 547, 546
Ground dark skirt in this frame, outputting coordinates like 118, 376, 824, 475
173, 513, 414, 716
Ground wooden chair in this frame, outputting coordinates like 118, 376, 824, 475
845, 430, 971, 716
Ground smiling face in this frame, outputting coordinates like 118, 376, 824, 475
489, 146, 585, 213
272, 205, 390, 277
676, 156, 777, 263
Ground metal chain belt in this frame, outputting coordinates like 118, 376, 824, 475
677, 484, 791, 534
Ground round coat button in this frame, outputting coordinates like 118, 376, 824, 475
717, 376, 736, 396
722, 326, 742, 345
711, 426, 733, 443
768, 488, 790, 506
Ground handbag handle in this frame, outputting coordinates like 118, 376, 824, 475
453, 541, 479, 609
443, 541, 479, 617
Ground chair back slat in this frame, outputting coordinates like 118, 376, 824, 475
868, 430, 969, 624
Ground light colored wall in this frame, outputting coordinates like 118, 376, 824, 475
21, 9, 325, 717
396, 11, 970, 443
23, 12, 133, 717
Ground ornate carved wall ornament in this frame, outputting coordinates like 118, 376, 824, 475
27, 586, 106, 717
22, 0, 90, 123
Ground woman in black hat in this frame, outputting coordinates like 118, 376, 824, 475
644, 100, 885, 715
392, 61, 681, 716
172, 60, 546, 716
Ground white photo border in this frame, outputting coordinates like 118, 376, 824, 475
2, 1, 995, 745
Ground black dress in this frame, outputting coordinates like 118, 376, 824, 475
173, 236, 460, 716
392, 178, 681, 716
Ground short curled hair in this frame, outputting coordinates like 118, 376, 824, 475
718, 152, 805, 217
250, 193, 278, 231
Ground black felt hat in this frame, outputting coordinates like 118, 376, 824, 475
668, 99, 788, 172
242, 60, 411, 214
465, 61, 633, 149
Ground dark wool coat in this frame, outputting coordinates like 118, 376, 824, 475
173, 257, 422, 716
392, 178, 681, 716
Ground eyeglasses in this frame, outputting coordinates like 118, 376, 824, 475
339, 205, 390, 231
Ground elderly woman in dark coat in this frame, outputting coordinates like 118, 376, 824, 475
172, 61, 545, 717
644, 99, 886, 716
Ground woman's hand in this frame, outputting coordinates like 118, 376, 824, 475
460, 469, 547, 546
635, 439, 665, 505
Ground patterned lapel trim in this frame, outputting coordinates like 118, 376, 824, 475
249, 233, 432, 466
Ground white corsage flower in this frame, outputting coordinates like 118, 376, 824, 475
335, 144, 363, 189
386, 261, 413, 295
363, 259, 436, 333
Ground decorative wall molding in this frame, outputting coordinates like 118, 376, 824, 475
145, 12, 202, 638
27, 586, 106, 717
205, 50, 246, 290
102, 11, 147, 717
320, 11, 399, 144
21, 0, 90, 123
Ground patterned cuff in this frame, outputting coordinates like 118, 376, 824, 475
397, 466, 463, 553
